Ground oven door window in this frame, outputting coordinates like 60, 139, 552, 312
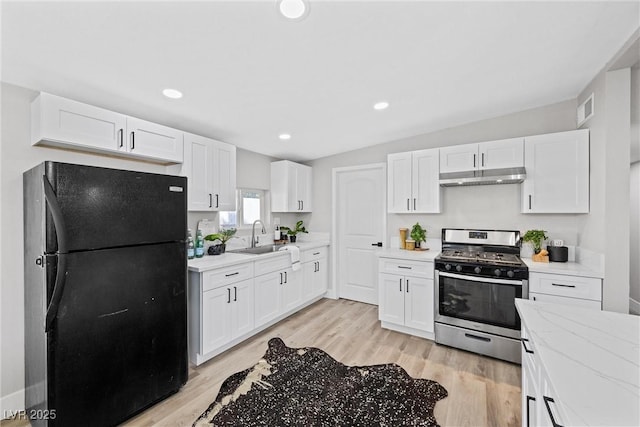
439, 275, 522, 330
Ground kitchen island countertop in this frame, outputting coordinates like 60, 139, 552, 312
516, 299, 639, 426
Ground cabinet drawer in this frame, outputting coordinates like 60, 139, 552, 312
530, 292, 601, 310
378, 258, 434, 278
203, 262, 254, 292
254, 253, 291, 276
529, 273, 601, 302
301, 246, 328, 263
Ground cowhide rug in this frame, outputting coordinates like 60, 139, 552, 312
193, 337, 448, 426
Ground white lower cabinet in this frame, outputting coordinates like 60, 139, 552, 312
189, 245, 329, 365
521, 325, 566, 427
378, 257, 435, 339
529, 272, 602, 310
202, 278, 254, 355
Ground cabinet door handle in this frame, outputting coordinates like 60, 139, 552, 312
552, 283, 576, 288
280, 272, 283, 285
215, 194, 219, 208
521, 338, 534, 354
526, 396, 536, 427
130, 131, 135, 150
118, 128, 124, 148
301, 200, 304, 210
233, 286, 237, 301
406, 279, 409, 293
399, 278, 402, 292
398, 266, 412, 270
529, 194, 532, 210
313, 252, 320, 255
407, 198, 410, 211
543, 396, 563, 427
284, 271, 288, 283
227, 288, 231, 303
225, 272, 239, 277
473, 153, 476, 168
209, 194, 213, 208
481, 152, 485, 167
314, 261, 318, 272
413, 198, 416, 210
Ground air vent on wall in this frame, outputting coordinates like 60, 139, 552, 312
577, 93, 594, 127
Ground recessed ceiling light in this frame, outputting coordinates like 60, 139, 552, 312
458, 182, 464, 185
279, 133, 291, 140
496, 179, 503, 183
278, 0, 309, 20
162, 88, 183, 99
373, 101, 389, 110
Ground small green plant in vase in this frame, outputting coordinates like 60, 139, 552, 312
410, 223, 427, 249
205, 228, 237, 255
280, 220, 308, 243
522, 229, 548, 254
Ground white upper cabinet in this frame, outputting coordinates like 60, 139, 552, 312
387, 148, 440, 213
124, 117, 183, 163
183, 133, 236, 212
439, 138, 524, 173
31, 92, 126, 152
521, 129, 589, 213
271, 160, 312, 212
31, 92, 184, 164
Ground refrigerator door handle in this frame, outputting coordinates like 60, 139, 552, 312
43, 175, 70, 332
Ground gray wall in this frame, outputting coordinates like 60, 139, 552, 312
309, 100, 581, 246
630, 64, 640, 310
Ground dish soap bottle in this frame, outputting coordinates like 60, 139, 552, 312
274, 225, 280, 241
195, 229, 204, 258
187, 229, 195, 260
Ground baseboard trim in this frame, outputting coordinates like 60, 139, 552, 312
630, 297, 640, 315
1, 388, 25, 420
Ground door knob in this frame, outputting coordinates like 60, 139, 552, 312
371, 242, 382, 247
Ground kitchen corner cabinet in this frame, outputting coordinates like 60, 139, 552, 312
183, 133, 236, 212
439, 137, 524, 173
31, 92, 183, 164
378, 258, 435, 339
387, 148, 440, 213
271, 160, 312, 212
521, 129, 589, 213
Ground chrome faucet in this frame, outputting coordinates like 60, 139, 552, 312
250, 220, 266, 248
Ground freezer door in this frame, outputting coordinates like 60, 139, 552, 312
47, 242, 187, 426
44, 162, 186, 253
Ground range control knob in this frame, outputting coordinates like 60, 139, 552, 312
507, 270, 515, 278
474, 266, 482, 274
445, 264, 452, 271
494, 269, 502, 277
455, 265, 463, 272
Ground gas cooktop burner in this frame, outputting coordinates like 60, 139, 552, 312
438, 250, 523, 266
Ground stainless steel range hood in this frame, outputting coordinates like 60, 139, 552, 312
439, 167, 526, 187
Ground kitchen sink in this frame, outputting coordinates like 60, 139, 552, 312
230, 245, 284, 255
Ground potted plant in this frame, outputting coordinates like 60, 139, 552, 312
205, 228, 237, 255
522, 229, 548, 254
410, 223, 426, 249
279, 220, 308, 243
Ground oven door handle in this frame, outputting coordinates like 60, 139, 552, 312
438, 271, 524, 286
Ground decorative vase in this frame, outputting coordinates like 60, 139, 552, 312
405, 239, 415, 250
207, 244, 226, 256
399, 228, 408, 249
290, 235, 297, 243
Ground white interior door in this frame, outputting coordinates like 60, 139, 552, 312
334, 164, 386, 304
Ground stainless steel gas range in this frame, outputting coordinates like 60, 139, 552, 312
434, 228, 528, 364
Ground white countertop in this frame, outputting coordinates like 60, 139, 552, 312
188, 240, 330, 272
516, 299, 640, 426
376, 247, 439, 262
523, 258, 604, 279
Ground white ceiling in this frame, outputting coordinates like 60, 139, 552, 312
2, 1, 639, 162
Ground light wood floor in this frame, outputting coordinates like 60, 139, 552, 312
3, 298, 521, 426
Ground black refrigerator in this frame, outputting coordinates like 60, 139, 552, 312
23, 161, 188, 426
